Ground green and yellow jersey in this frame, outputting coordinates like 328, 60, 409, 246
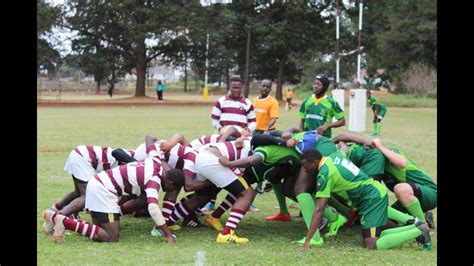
253, 145, 300, 166
383, 148, 437, 191
344, 143, 385, 177
315, 153, 387, 209
298, 95, 345, 138
368, 96, 386, 116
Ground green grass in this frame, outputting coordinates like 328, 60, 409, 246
38, 106, 436, 265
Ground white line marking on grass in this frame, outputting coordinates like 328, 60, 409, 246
355, 132, 437, 158
195, 251, 206, 266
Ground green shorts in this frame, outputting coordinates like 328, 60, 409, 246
419, 185, 437, 211
315, 138, 337, 156
379, 107, 387, 117
359, 194, 388, 229
359, 149, 385, 177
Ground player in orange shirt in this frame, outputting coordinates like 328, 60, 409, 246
253, 79, 280, 135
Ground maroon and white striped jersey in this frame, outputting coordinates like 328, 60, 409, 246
190, 134, 222, 150
134, 140, 166, 161
211, 95, 256, 132
73, 145, 118, 172
94, 156, 163, 204
152, 143, 198, 178
209, 140, 253, 162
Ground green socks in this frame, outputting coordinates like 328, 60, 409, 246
388, 206, 414, 224
327, 197, 352, 217
272, 183, 289, 215
402, 198, 425, 221
376, 225, 422, 250
375, 122, 381, 134
296, 193, 321, 240
323, 206, 339, 223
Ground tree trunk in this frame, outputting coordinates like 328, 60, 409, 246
243, 28, 251, 98
194, 70, 200, 92
184, 59, 188, 93
276, 57, 285, 101
226, 66, 230, 93
96, 80, 101, 94
134, 42, 147, 97
218, 71, 222, 88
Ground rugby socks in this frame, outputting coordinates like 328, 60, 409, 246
327, 197, 351, 217
323, 206, 339, 223
167, 200, 193, 225
51, 203, 62, 212
222, 209, 246, 235
273, 183, 289, 215
162, 199, 177, 222
402, 198, 426, 221
212, 193, 237, 219
388, 206, 414, 224
376, 225, 421, 250
296, 193, 322, 240
373, 122, 377, 134
375, 122, 381, 135
61, 217, 99, 240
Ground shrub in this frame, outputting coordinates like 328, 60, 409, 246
402, 64, 437, 97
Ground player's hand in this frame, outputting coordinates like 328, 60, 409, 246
287, 138, 297, 148
159, 141, 172, 153
316, 125, 329, 135
363, 140, 375, 149
281, 131, 292, 140
234, 137, 244, 149
372, 138, 381, 148
300, 241, 311, 250
218, 156, 230, 167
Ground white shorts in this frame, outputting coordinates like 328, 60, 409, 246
195, 149, 237, 188
85, 175, 120, 214
64, 150, 96, 182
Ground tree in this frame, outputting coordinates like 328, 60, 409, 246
63, 0, 200, 97
251, 1, 333, 100
37, 0, 61, 76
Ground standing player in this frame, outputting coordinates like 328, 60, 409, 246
286, 88, 294, 111
43, 143, 184, 244
300, 149, 432, 250
253, 79, 280, 135
211, 76, 256, 134
299, 74, 345, 138
366, 90, 387, 136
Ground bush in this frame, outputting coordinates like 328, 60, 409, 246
402, 64, 437, 97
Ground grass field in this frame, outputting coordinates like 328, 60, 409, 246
38, 105, 437, 265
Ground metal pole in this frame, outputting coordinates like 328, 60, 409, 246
357, 0, 363, 82
205, 33, 209, 88
336, 0, 340, 85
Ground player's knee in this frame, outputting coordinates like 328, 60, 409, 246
394, 183, 412, 198
364, 237, 377, 250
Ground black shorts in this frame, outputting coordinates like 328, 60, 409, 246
196, 184, 221, 197
90, 211, 121, 224
224, 177, 250, 196
72, 175, 87, 184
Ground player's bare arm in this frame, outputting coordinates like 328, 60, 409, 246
303, 197, 328, 249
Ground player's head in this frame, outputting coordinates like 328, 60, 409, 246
163, 169, 184, 192
259, 79, 272, 98
313, 74, 330, 96
300, 148, 323, 175
366, 90, 371, 98
229, 76, 243, 99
